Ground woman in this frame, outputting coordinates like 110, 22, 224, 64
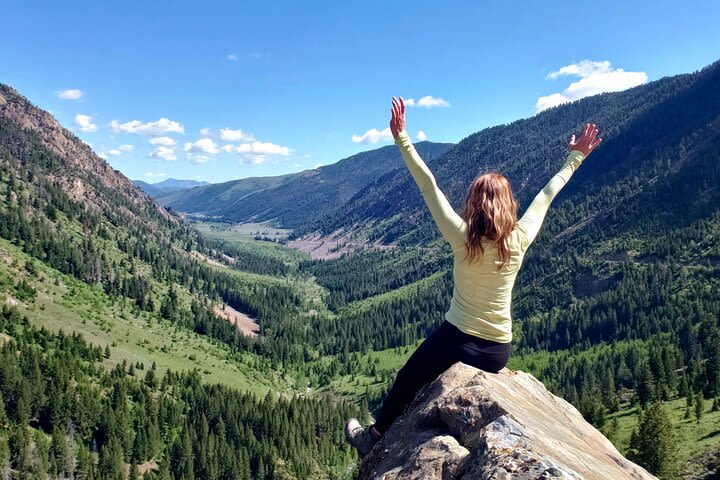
345, 97, 602, 457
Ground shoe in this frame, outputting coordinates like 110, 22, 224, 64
344, 418, 378, 458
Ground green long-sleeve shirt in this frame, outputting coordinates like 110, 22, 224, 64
395, 131, 585, 343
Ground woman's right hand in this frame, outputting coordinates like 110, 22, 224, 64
390, 97, 406, 139
569, 123, 602, 156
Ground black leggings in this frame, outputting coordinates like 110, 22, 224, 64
373, 321, 511, 434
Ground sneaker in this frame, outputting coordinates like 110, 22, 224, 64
344, 418, 378, 458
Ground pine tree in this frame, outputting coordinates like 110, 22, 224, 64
75, 443, 95, 480
695, 393, 704, 423
0, 436, 10, 479
677, 374, 689, 398
628, 401, 677, 477
170, 426, 193, 480
145, 362, 158, 389
31, 429, 50, 479
0, 395, 7, 427
98, 438, 124, 480
50, 426, 70, 477
634, 361, 654, 407
129, 461, 140, 480
10, 424, 31, 472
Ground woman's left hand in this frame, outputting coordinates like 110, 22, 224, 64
569, 123, 602, 157
390, 97, 406, 139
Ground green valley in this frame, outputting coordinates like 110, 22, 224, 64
1, 57, 720, 480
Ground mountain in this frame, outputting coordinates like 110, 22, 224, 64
300, 59, 720, 370
156, 172, 298, 218
2, 56, 720, 477
288, 59, 720, 475
0, 84, 357, 478
303, 60, 720, 247
157, 141, 453, 227
133, 177, 209, 196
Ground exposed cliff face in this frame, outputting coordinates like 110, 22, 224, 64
0, 84, 174, 224
357, 363, 656, 480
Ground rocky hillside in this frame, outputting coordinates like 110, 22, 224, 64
0, 83, 362, 478
0, 85, 175, 228
358, 363, 656, 480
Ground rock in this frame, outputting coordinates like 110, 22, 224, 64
681, 444, 720, 480
357, 363, 657, 480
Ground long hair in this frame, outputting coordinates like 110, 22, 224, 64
462, 173, 518, 269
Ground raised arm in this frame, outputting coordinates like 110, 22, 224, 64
391, 97, 466, 249
516, 123, 602, 249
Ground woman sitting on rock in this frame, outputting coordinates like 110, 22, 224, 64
346, 97, 602, 457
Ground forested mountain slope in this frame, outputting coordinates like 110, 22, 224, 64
0, 84, 358, 478
156, 172, 297, 216
288, 60, 720, 476
157, 141, 452, 228
301, 60, 720, 247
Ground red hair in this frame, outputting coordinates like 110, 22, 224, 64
462, 173, 518, 269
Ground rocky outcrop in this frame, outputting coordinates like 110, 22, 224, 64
682, 445, 720, 480
357, 363, 656, 480
0, 84, 175, 223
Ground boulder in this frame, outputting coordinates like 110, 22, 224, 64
357, 363, 656, 480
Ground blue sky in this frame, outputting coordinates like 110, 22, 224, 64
1, 1, 719, 183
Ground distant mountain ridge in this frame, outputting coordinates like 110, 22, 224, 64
157, 141, 453, 227
133, 177, 209, 196
158, 60, 720, 249
300, 59, 720, 247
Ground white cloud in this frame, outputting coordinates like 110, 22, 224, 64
107, 145, 133, 157
150, 146, 177, 161
535, 94, 567, 112
536, 60, 648, 112
352, 127, 393, 144
190, 155, 210, 165
223, 141, 291, 156
219, 128, 254, 142
416, 131, 427, 141
314, 163, 324, 169
227, 53, 239, 62
57, 89, 84, 100
75, 114, 98, 132
199, 128, 213, 138
416, 96, 450, 108
144, 171, 167, 178
184, 138, 219, 155
404, 96, 450, 108
149, 136, 176, 147
110, 117, 185, 136
221, 141, 292, 165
